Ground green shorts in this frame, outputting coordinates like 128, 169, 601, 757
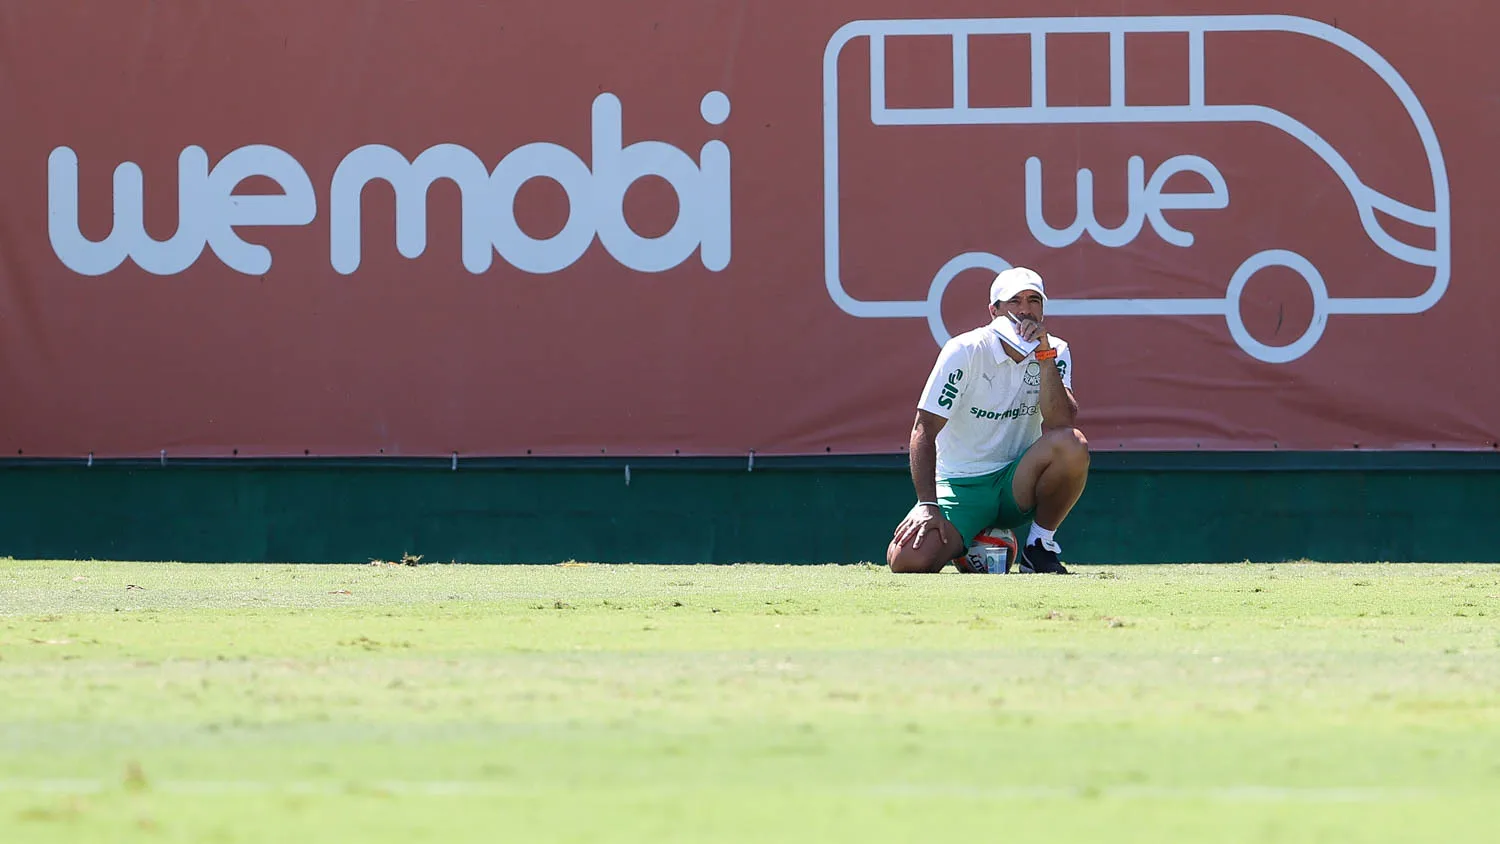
936, 461, 1035, 545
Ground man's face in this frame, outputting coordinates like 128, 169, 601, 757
990, 290, 1045, 323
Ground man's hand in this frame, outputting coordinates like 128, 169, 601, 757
1013, 314, 1051, 350
893, 503, 957, 551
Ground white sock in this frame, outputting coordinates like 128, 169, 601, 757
1028, 524, 1059, 551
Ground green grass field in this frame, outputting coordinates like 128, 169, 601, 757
1, 560, 1498, 843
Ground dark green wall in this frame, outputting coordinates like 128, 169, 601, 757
1, 453, 1496, 564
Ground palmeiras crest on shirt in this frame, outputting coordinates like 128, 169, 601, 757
1024, 362, 1042, 387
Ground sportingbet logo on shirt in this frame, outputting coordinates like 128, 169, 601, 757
971, 404, 1038, 422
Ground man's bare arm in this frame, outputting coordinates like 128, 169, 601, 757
892, 410, 959, 551
1010, 314, 1077, 430
1037, 360, 1078, 430
908, 410, 947, 503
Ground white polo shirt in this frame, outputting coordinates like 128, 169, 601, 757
916, 324, 1073, 480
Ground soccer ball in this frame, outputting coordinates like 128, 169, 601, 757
953, 527, 1018, 574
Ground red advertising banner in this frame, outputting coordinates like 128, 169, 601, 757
1, 1, 1494, 457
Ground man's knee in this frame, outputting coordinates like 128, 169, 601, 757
886, 536, 955, 574
1044, 427, 1090, 471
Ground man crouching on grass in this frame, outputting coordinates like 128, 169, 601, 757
886, 267, 1090, 575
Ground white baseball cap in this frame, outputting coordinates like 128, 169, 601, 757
989, 267, 1047, 305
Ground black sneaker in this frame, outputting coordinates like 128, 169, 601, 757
1019, 540, 1071, 574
